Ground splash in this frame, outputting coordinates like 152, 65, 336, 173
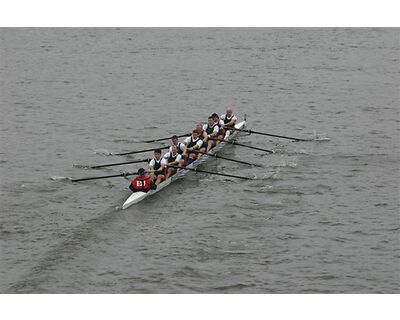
93, 149, 113, 156
112, 138, 142, 143
291, 149, 308, 155
73, 163, 90, 169
311, 130, 331, 141
49, 175, 70, 181
250, 169, 281, 181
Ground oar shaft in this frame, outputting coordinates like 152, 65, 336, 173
193, 150, 261, 167
113, 146, 169, 156
144, 133, 189, 143
232, 141, 274, 153
227, 127, 306, 141
90, 159, 149, 169
210, 137, 274, 153
71, 172, 135, 182
169, 165, 251, 180
250, 130, 306, 141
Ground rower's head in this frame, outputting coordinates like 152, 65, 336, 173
154, 148, 162, 160
226, 106, 233, 117
191, 129, 199, 139
211, 113, 219, 122
137, 168, 146, 176
171, 145, 178, 155
171, 135, 178, 146
207, 116, 214, 126
195, 123, 203, 133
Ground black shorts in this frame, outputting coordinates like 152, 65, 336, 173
154, 169, 165, 176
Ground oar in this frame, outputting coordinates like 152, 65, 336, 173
226, 127, 307, 141
113, 146, 169, 156
70, 170, 157, 182
210, 137, 274, 153
169, 165, 251, 180
70, 172, 136, 182
192, 150, 262, 167
143, 133, 189, 143
89, 158, 149, 169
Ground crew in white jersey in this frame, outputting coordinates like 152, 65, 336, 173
195, 123, 208, 153
203, 116, 220, 151
211, 113, 225, 142
182, 129, 204, 165
220, 106, 237, 139
161, 145, 183, 179
148, 148, 165, 185
169, 135, 186, 155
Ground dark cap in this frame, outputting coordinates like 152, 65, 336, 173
137, 168, 146, 175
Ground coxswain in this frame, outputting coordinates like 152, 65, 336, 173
203, 116, 219, 151
162, 145, 183, 179
220, 106, 237, 138
169, 135, 186, 155
182, 129, 204, 164
148, 149, 165, 185
129, 168, 157, 193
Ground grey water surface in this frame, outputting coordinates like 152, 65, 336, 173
0, 28, 399, 293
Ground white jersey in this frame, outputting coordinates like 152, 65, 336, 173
161, 152, 182, 165
149, 158, 162, 169
169, 142, 185, 154
184, 136, 203, 149
216, 119, 224, 127
221, 114, 237, 125
203, 123, 219, 135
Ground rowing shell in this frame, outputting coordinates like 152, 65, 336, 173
121, 120, 246, 209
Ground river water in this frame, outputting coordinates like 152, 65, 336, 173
0, 28, 399, 293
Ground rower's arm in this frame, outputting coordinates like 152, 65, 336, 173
226, 117, 237, 128
148, 160, 154, 173
160, 158, 168, 169
227, 119, 237, 127
210, 127, 219, 136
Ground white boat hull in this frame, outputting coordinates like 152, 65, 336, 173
122, 120, 246, 209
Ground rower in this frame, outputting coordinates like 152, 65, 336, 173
169, 135, 185, 155
129, 168, 157, 193
182, 129, 204, 164
162, 145, 183, 179
148, 149, 165, 185
220, 106, 237, 139
203, 116, 219, 152
211, 113, 225, 141
195, 123, 208, 153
